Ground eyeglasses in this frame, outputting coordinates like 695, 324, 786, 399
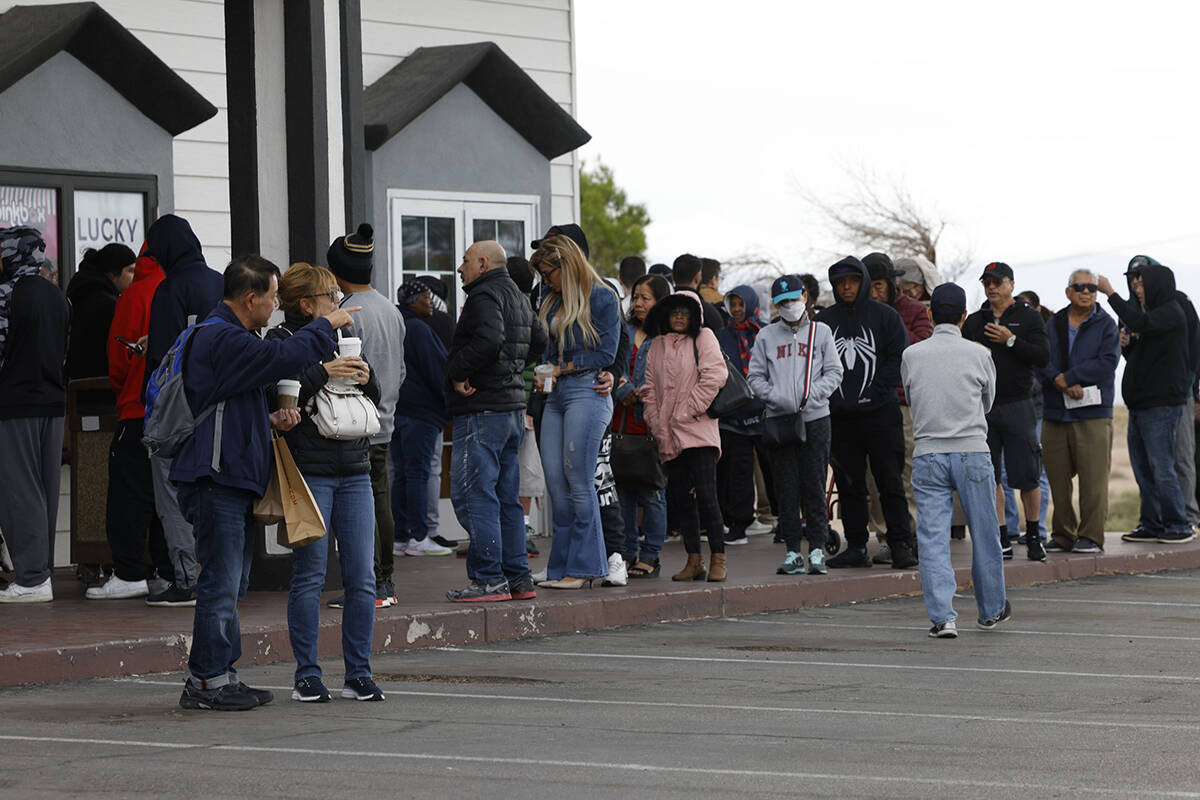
305, 290, 342, 303
537, 265, 560, 280
1069, 283, 1098, 293
981, 277, 1004, 288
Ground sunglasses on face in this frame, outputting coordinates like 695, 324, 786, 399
1069, 283, 1098, 293
982, 277, 1003, 288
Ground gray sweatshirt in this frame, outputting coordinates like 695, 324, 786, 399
901, 324, 995, 457
344, 289, 406, 445
747, 317, 843, 422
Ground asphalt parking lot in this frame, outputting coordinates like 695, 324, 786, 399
4, 570, 1200, 799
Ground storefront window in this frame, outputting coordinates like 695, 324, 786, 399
0, 184, 60, 282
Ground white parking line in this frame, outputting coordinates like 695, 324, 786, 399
1008, 597, 1200, 608
429, 647, 1200, 683
1, 734, 1196, 798
726, 617, 1200, 643
115, 679, 1200, 732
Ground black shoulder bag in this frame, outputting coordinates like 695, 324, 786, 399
694, 337, 755, 419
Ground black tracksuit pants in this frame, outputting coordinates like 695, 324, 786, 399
665, 446, 724, 555
106, 418, 172, 583
769, 416, 831, 552
831, 404, 911, 550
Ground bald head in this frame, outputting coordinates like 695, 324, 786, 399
459, 240, 509, 287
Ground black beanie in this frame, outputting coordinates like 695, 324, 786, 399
327, 222, 374, 284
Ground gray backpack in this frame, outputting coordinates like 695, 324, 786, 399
143, 321, 225, 471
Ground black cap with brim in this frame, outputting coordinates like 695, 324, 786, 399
979, 261, 1014, 282
531, 223, 589, 258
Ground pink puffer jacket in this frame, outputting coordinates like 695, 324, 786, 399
642, 292, 728, 463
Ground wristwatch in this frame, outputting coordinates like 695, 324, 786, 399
1005, 335, 1016, 348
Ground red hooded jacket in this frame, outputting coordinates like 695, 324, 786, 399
107, 252, 165, 421
893, 291, 933, 405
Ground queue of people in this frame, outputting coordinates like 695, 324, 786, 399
3, 208, 1199, 703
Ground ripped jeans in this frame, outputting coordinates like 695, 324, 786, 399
541, 372, 612, 580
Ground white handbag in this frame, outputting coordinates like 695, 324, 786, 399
309, 381, 381, 440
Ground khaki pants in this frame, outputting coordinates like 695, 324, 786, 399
1042, 417, 1113, 548
869, 404, 917, 537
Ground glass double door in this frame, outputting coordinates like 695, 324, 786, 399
388, 193, 538, 318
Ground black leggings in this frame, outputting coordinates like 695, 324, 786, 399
665, 447, 724, 555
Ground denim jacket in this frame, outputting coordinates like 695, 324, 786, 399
614, 323, 652, 422
543, 283, 620, 371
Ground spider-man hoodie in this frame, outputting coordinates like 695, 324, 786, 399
814, 256, 909, 418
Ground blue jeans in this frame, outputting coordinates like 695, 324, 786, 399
427, 431, 443, 532
912, 452, 1007, 626
390, 416, 443, 543
450, 410, 528, 585
541, 373, 611, 579
618, 487, 667, 562
1128, 404, 1189, 534
178, 480, 257, 687
288, 472, 375, 682
1002, 418, 1050, 537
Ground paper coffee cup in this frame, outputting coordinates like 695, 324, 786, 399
339, 337, 362, 359
534, 364, 555, 393
277, 379, 301, 409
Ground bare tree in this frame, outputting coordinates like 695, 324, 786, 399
799, 166, 973, 283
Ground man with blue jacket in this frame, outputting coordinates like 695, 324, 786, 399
816, 257, 916, 569
1040, 270, 1120, 553
174, 256, 358, 711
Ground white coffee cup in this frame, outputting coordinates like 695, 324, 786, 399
339, 336, 362, 359
277, 379, 301, 409
534, 363, 555, 393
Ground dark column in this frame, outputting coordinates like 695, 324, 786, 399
224, 1, 259, 258
339, 0, 366, 231
283, 0, 329, 265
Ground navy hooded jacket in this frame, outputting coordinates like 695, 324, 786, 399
815, 256, 909, 417
715, 284, 765, 428
169, 301, 337, 495
396, 305, 449, 428
145, 215, 223, 381
1040, 303, 1120, 422
1109, 264, 1190, 410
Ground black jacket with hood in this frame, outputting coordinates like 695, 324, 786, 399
1108, 264, 1190, 409
963, 295, 1050, 406
144, 214, 223, 381
445, 267, 547, 416
814, 256, 909, 417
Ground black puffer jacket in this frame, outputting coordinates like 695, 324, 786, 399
963, 296, 1050, 406
1109, 264, 1190, 410
445, 267, 547, 416
266, 314, 381, 477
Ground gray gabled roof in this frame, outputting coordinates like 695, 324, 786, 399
363, 42, 590, 159
0, 2, 217, 135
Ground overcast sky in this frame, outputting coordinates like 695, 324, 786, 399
574, 0, 1200, 309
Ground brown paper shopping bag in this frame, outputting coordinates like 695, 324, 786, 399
274, 436, 327, 549
252, 436, 286, 525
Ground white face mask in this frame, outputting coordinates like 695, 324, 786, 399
778, 303, 806, 323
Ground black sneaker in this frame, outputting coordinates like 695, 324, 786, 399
342, 676, 385, 701
1045, 538, 1068, 552
1026, 537, 1047, 562
179, 682, 259, 711
327, 594, 345, 609
526, 537, 540, 557
431, 535, 458, 549
929, 620, 958, 639
977, 600, 1013, 631
1159, 530, 1197, 543
235, 681, 274, 706
1122, 527, 1159, 543
1000, 531, 1013, 560
292, 676, 331, 703
772, 525, 785, 544
1073, 538, 1102, 553
826, 547, 872, 569
446, 580, 511, 602
145, 583, 196, 607
508, 573, 536, 600
455, 541, 471, 558
890, 543, 918, 569
724, 530, 749, 546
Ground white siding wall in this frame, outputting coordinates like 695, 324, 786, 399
360, 0, 580, 225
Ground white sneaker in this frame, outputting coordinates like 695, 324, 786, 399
532, 568, 548, 584
0, 577, 53, 604
85, 575, 149, 599
746, 520, 774, 536
392, 540, 410, 556
404, 537, 453, 556
602, 552, 628, 587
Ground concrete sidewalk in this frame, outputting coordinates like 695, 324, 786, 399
3, 531, 1199, 687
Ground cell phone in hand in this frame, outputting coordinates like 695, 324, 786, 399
114, 335, 145, 356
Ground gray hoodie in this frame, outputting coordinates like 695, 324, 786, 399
901, 323, 995, 457
747, 316, 843, 423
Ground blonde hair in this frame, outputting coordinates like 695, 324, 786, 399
533, 236, 615, 351
278, 262, 339, 315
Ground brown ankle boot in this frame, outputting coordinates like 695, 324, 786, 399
707, 552, 727, 582
672, 552, 707, 581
